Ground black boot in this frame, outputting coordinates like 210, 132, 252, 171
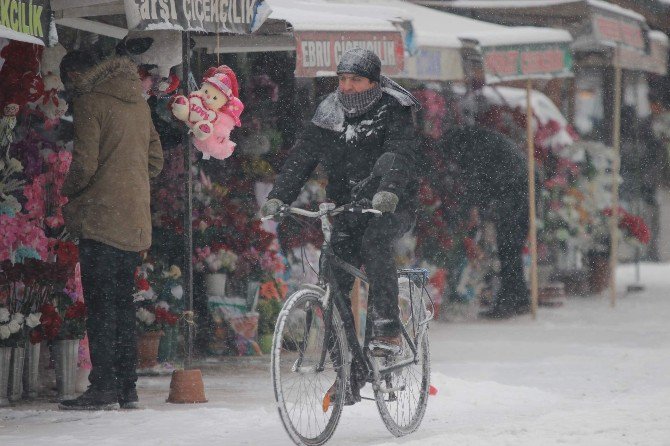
479, 290, 530, 320
118, 386, 140, 409
59, 387, 120, 411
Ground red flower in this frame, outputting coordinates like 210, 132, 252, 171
30, 328, 45, 345
136, 278, 151, 291
54, 241, 79, 268
154, 307, 179, 326
65, 301, 87, 320
463, 237, 478, 260
40, 304, 63, 340
602, 207, 651, 244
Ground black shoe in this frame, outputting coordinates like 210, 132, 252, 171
479, 300, 531, 320
118, 387, 140, 409
59, 388, 120, 411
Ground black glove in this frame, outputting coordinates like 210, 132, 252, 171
372, 191, 398, 213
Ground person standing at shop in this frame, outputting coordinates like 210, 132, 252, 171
439, 125, 531, 319
58, 53, 163, 410
262, 48, 420, 361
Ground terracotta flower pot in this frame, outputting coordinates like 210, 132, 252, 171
167, 369, 207, 404
137, 331, 164, 370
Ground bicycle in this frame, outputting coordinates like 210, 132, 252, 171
264, 201, 433, 446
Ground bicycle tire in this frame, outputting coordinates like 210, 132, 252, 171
374, 335, 430, 437
371, 285, 430, 437
272, 289, 348, 446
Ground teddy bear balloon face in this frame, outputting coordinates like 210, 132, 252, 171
176, 81, 229, 140
170, 65, 244, 160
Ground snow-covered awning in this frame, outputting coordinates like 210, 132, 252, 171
354, 0, 573, 82
420, 0, 665, 73
265, 0, 407, 77
0, 0, 51, 45
50, 0, 276, 36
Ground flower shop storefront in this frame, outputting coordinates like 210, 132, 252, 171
429, 0, 670, 284
376, 1, 584, 316
0, 0, 293, 404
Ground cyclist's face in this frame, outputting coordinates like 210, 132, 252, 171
338, 73, 376, 94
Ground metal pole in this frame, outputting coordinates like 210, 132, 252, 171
609, 45, 623, 307
182, 31, 194, 369
527, 79, 539, 318
627, 76, 645, 293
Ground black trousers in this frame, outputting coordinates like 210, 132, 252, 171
79, 239, 140, 393
330, 212, 411, 337
493, 187, 530, 308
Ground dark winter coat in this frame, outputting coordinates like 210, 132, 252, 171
441, 125, 528, 207
268, 93, 419, 212
62, 57, 163, 252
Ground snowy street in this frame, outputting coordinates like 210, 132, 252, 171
2, 263, 669, 446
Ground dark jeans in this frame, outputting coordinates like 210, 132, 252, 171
330, 212, 411, 337
493, 187, 530, 308
79, 239, 140, 393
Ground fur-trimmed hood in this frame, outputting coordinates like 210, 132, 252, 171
75, 57, 143, 103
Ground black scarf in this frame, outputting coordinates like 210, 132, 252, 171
337, 84, 383, 118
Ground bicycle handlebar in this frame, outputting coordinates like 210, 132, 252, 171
261, 203, 382, 221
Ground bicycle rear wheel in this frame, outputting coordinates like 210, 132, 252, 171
374, 278, 431, 437
271, 289, 347, 446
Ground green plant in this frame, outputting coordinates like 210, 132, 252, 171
257, 298, 282, 337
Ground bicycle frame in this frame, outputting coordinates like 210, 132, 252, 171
305, 203, 432, 388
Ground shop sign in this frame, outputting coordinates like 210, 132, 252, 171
592, 13, 646, 52
294, 31, 404, 77
124, 0, 268, 34
401, 47, 463, 81
0, 0, 50, 44
483, 43, 572, 81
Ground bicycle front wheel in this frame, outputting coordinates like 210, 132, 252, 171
271, 289, 347, 446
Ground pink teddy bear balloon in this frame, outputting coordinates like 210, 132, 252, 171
170, 65, 244, 160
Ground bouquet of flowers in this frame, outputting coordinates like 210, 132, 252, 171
0, 306, 28, 347
133, 262, 182, 333
194, 245, 238, 274
28, 292, 87, 343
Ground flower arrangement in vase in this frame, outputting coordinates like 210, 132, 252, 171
133, 262, 182, 334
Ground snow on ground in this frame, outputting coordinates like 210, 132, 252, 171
2, 263, 670, 445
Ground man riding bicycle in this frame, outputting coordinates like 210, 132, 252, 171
261, 48, 421, 356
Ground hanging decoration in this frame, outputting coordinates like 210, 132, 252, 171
170, 65, 244, 160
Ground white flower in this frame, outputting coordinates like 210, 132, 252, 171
0, 325, 10, 340
26, 313, 41, 328
170, 285, 184, 300
8, 320, 21, 334
156, 300, 170, 310
0, 308, 9, 323
136, 308, 156, 325
7, 157, 22, 173
11, 313, 24, 324
133, 289, 155, 302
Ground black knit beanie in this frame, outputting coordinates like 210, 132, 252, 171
336, 48, 381, 82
